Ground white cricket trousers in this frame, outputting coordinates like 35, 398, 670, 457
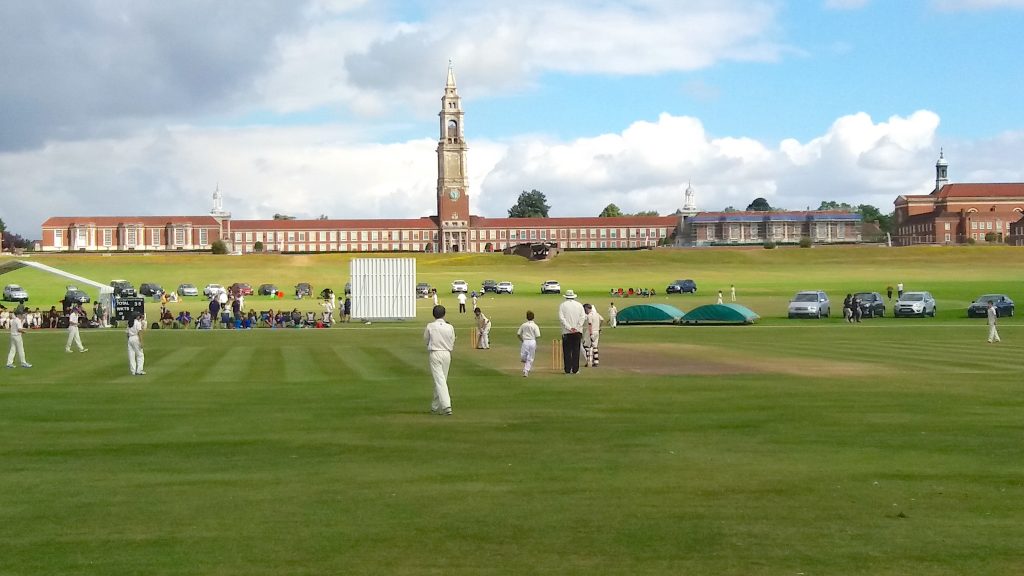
609, 315, 617, 328
477, 327, 490, 349
128, 336, 145, 374
520, 339, 537, 375
7, 335, 26, 365
66, 326, 84, 351
428, 350, 452, 413
988, 324, 1001, 343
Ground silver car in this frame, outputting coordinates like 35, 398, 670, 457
787, 291, 831, 319
894, 291, 936, 317
3, 284, 29, 302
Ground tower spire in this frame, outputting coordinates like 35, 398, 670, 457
935, 148, 948, 192
446, 58, 457, 88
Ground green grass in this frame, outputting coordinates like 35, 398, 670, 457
2, 246, 1024, 574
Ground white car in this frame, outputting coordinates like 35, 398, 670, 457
451, 280, 468, 293
541, 280, 561, 294
787, 290, 831, 319
894, 291, 936, 317
204, 283, 226, 298
496, 281, 514, 294
3, 284, 28, 302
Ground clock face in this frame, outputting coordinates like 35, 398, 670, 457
448, 188, 461, 200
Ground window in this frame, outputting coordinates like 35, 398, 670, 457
540, 230, 547, 240
815, 223, 827, 239
530, 230, 537, 240
371, 231, 379, 241
174, 228, 185, 245
600, 241, 607, 248
126, 228, 137, 246
836, 223, 845, 239
728, 225, 740, 240
298, 232, 306, 242
987, 222, 993, 230
944, 222, 951, 231
570, 229, 577, 239
500, 230, 506, 240
749, 224, 759, 240
245, 232, 253, 242
287, 232, 295, 241
609, 229, 617, 239
509, 230, 517, 240
54, 229, 63, 246
599, 228, 607, 238
151, 229, 161, 245
104, 229, 113, 247
945, 233, 951, 242
360, 231, 369, 241
199, 229, 208, 246
520, 229, 527, 240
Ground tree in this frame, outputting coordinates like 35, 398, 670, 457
722, 206, 738, 213
746, 197, 773, 211
273, 214, 296, 220
211, 240, 228, 254
857, 204, 893, 233
317, 214, 329, 220
818, 200, 854, 211
599, 203, 623, 218
508, 189, 550, 218
632, 210, 660, 217
253, 241, 264, 253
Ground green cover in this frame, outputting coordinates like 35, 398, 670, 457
616, 303, 686, 324
682, 304, 759, 324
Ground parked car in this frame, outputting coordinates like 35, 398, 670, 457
541, 280, 561, 294
177, 283, 199, 297
230, 282, 253, 296
257, 284, 278, 296
481, 280, 498, 293
2, 284, 28, 302
496, 281, 514, 294
295, 282, 313, 298
451, 280, 469, 293
416, 282, 431, 297
110, 279, 135, 297
967, 294, 1015, 318
894, 291, 936, 317
787, 291, 831, 319
203, 283, 226, 298
666, 279, 698, 294
854, 292, 885, 318
63, 288, 91, 305
139, 283, 164, 297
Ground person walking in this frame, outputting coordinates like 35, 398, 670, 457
558, 290, 586, 374
897, 282, 904, 298
127, 313, 145, 375
474, 307, 491, 349
987, 300, 1001, 343
457, 291, 467, 313
843, 293, 853, 322
608, 302, 618, 328
730, 284, 736, 302
851, 294, 863, 323
516, 310, 541, 377
716, 290, 724, 305
65, 304, 88, 353
582, 303, 604, 367
431, 289, 439, 306
343, 296, 352, 322
423, 304, 455, 415
6, 310, 31, 368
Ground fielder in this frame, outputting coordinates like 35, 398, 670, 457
608, 302, 618, 328
65, 304, 89, 353
424, 305, 455, 415
127, 313, 146, 375
6, 310, 32, 368
987, 300, 1001, 343
516, 310, 541, 377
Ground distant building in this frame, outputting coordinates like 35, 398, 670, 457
39, 64, 679, 253
682, 210, 861, 246
894, 151, 1024, 245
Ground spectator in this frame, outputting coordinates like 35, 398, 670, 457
197, 310, 213, 329
160, 308, 174, 328
343, 297, 351, 323
47, 306, 59, 329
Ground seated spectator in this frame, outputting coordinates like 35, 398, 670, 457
160, 309, 174, 328
220, 311, 232, 329
274, 311, 285, 328
290, 308, 302, 327
47, 306, 60, 328
197, 310, 213, 329
260, 309, 273, 328
176, 310, 191, 328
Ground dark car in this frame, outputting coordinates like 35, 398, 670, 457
968, 294, 1015, 318
295, 282, 313, 297
666, 279, 697, 294
139, 283, 164, 297
230, 282, 253, 296
481, 280, 498, 293
63, 288, 91, 305
110, 279, 135, 297
258, 284, 278, 296
853, 292, 885, 318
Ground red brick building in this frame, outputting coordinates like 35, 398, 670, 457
894, 152, 1024, 245
40, 216, 222, 252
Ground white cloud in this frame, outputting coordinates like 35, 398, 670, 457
824, 0, 871, 9
931, 0, 1024, 10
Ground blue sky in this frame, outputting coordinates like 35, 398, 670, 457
2, 0, 1024, 236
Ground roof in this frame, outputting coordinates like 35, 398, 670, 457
42, 216, 220, 227
933, 183, 1024, 199
681, 304, 759, 324
690, 211, 860, 223
470, 215, 678, 228
615, 303, 685, 324
230, 217, 438, 231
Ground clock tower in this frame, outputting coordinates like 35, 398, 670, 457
436, 62, 471, 252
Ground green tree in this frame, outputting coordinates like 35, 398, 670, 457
818, 200, 854, 210
211, 240, 229, 254
857, 204, 893, 233
508, 190, 551, 218
746, 197, 773, 211
253, 241, 264, 253
632, 210, 660, 217
599, 203, 623, 217
722, 206, 738, 212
